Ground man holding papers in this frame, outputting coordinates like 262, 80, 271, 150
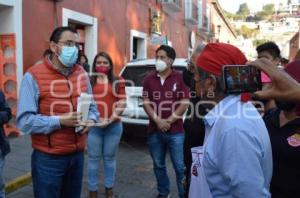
16, 26, 99, 198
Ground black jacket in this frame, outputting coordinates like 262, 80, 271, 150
0, 90, 12, 157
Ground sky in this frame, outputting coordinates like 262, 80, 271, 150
218, 0, 289, 13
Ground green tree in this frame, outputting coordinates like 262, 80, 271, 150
263, 4, 275, 15
223, 9, 235, 19
257, 4, 275, 20
236, 3, 250, 19
239, 25, 259, 38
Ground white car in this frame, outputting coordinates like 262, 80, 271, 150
119, 58, 188, 136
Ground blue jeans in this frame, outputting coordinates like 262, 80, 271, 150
31, 150, 84, 198
87, 122, 123, 191
0, 155, 5, 198
148, 132, 185, 198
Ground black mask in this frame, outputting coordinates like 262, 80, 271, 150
275, 100, 297, 111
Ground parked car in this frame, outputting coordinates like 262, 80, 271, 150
119, 58, 188, 136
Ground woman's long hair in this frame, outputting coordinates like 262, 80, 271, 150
91, 52, 118, 87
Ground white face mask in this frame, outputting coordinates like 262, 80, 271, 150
155, 60, 168, 72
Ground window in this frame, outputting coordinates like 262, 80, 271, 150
132, 37, 145, 60
185, 0, 198, 25
130, 30, 147, 60
206, 4, 211, 32
198, 0, 203, 29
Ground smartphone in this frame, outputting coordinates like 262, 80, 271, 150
222, 65, 262, 94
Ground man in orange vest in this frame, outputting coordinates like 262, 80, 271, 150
16, 26, 99, 198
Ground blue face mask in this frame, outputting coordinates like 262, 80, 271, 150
58, 46, 78, 68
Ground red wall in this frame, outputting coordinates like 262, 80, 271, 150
22, 0, 202, 74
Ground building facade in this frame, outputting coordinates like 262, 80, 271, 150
0, 0, 237, 135
21, 0, 208, 74
209, 0, 237, 44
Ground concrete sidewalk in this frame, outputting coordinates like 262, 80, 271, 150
4, 135, 178, 198
4, 135, 32, 197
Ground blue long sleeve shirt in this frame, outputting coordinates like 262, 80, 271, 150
203, 95, 272, 198
16, 72, 99, 135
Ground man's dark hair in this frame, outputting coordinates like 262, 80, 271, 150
281, 57, 289, 65
256, 41, 281, 59
156, 45, 176, 60
49, 26, 77, 43
43, 49, 52, 58
45, 26, 77, 57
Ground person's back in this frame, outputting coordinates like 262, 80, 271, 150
195, 43, 272, 198
203, 95, 272, 197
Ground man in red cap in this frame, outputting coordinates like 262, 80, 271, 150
263, 60, 300, 198
195, 43, 272, 197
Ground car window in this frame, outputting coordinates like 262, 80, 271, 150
121, 65, 186, 87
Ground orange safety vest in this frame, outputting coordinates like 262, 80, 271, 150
28, 58, 89, 155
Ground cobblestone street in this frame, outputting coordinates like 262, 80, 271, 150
5, 135, 178, 198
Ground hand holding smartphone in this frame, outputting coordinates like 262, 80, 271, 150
222, 65, 262, 94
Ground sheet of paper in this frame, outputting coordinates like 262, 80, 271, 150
75, 92, 92, 133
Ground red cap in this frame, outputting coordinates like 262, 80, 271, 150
197, 43, 247, 76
